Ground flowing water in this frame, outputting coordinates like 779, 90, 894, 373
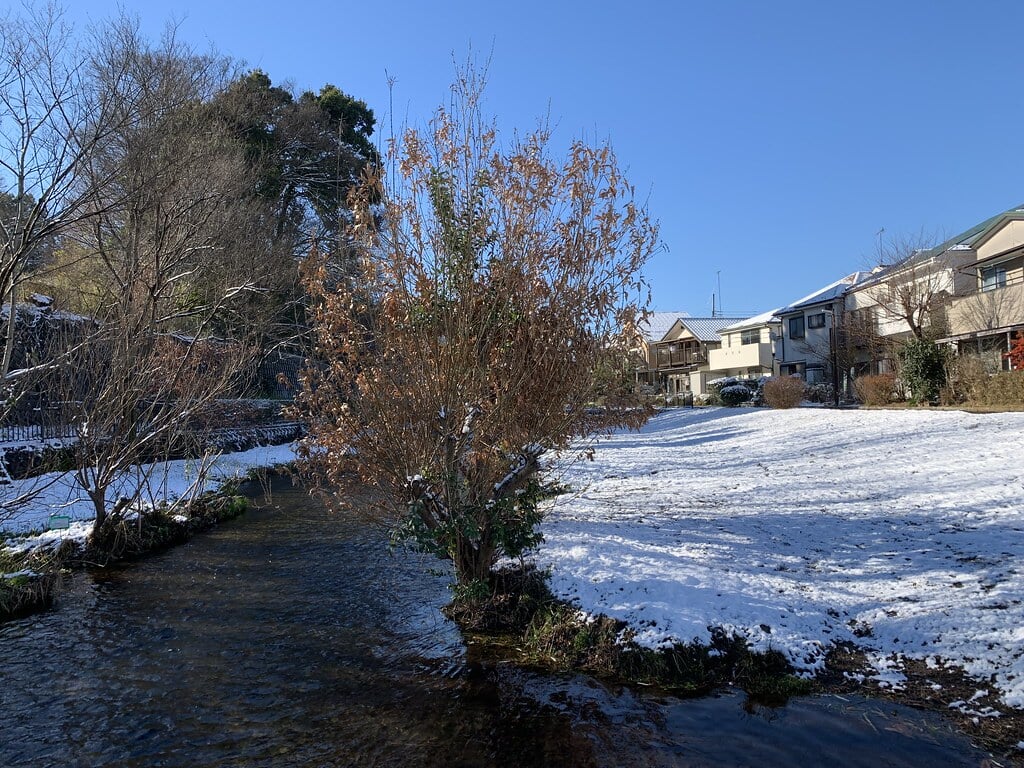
1, 479, 992, 767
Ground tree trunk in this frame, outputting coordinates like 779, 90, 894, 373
89, 487, 107, 537
1, 283, 18, 380
453, 534, 495, 587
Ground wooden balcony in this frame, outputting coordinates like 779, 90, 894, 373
655, 346, 706, 370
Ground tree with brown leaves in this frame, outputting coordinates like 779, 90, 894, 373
297, 68, 659, 588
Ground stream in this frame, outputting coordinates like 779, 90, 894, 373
0, 478, 992, 766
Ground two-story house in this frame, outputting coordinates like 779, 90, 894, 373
634, 312, 689, 391
934, 206, 1024, 370
707, 310, 781, 384
843, 205, 1024, 376
650, 316, 746, 397
775, 272, 874, 396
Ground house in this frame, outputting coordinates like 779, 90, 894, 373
933, 206, 1024, 370
633, 311, 689, 391
775, 272, 874, 395
707, 310, 781, 384
843, 255, 946, 378
844, 205, 1024, 375
649, 316, 746, 397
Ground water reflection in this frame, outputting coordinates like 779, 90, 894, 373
0, 478, 989, 767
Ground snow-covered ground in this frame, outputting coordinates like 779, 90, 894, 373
2, 444, 297, 553
535, 407, 1024, 709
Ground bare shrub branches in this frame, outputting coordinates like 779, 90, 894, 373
298, 67, 659, 585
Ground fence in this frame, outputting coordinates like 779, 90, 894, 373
2, 397, 300, 448
1, 396, 78, 444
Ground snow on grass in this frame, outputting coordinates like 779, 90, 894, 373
2, 443, 297, 551
534, 407, 1024, 708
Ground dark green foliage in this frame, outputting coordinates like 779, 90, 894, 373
0, 547, 65, 623
83, 493, 248, 565
207, 70, 379, 244
898, 337, 950, 403
393, 478, 553, 566
525, 603, 810, 702
445, 564, 554, 633
719, 383, 753, 407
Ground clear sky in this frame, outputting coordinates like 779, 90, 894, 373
62, 0, 1024, 318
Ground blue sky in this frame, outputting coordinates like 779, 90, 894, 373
65, 1, 1024, 318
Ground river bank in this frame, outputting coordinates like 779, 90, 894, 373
1, 443, 298, 621
530, 405, 1024, 761
0, 479, 997, 767
4, 407, 1024, 761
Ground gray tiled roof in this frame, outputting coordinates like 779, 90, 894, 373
678, 316, 747, 342
639, 311, 688, 342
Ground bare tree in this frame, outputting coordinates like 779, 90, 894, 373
863, 231, 954, 340
53, 18, 270, 544
0, 3, 128, 381
297, 65, 659, 588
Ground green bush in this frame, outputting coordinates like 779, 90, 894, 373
898, 338, 949, 404
803, 383, 834, 404
719, 383, 752, 407
854, 373, 896, 406
763, 376, 804, 409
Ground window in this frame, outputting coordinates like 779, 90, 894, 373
807, 313, 826, 329
788, 316, 805, 339
981, 264, 1007, 291
805, 365, 825, 384
740, 328, 760, 345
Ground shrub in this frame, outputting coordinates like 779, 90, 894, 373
719, 383, 752, 407
854, 373, 896, 406
943, 355, 988, 405
898, 338, 949, 404
980, 370, 1024, 405
750, 376, 769, 407
803, 383, 834, 405
762, 376, 804, 409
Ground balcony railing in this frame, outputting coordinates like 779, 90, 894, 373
655, 349, 706, 369
945, 276, 1024, 337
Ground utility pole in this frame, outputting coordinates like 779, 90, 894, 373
716, 270, 722, 317
830, 306, 840, 407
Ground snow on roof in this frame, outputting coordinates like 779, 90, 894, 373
720, 309, 782, 332
678, 316, 747, 342
777, 271, 873, 314
638, 311, 688, 342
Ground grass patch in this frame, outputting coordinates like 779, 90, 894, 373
79, 492, 249, 566
0, 546, 68, 622
449, 565, 811, 704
